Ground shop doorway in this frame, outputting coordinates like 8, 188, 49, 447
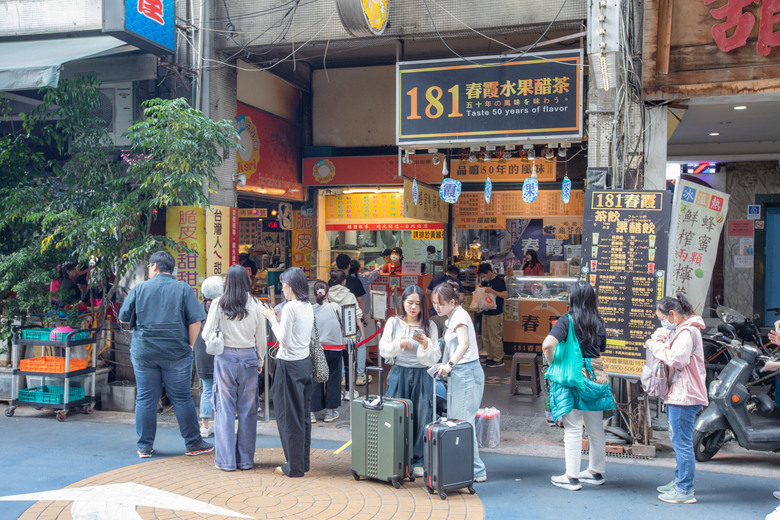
764, 206, 780, 325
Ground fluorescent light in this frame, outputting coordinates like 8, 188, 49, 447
709, 132, 720, 136
733, 106, 747, 110
342, 187, 403, 194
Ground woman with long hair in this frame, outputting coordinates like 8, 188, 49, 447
259, 267, 314, 477
541, 281, 612, 491
310, 280, 344, 423
646, 294, 706, 504
379, 284, 440, 478
201, 265, 266, 471
432, 283, 487, 482
521, 249, 544, 276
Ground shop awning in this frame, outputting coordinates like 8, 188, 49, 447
0, 36, 127, 91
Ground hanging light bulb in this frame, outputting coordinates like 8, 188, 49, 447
484, 152, 492, 162
524, 144, 535, 160
441, 157, 449, 177
503, 150, 512, 160
545, 148, 554, 160
558, 147, 567, 158
469, 153, 477, 163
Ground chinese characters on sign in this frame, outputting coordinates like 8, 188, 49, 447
706, 0, 780, 56
166, 206, 206, 299
291, 208, 315, 278
326, 223, 445, 232
206, 206, 238, 278
666, 181, 729, 314
450, 158, 556, 183
326, 193, 401, 219
397, 50, 583, 146
582, 191, 671, 378
403, 177, 447, 222
454, 190, 585, 218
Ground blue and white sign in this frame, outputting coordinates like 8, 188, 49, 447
484, 177, 493, 203
562, 175, 571, 204
412, 178, 419, 205
439, 178, 462, 204
103, 0, 175, 55
748, 204, 761, 220
522, 177, 539, 203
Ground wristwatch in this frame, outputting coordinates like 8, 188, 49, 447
447, 361, 455, 368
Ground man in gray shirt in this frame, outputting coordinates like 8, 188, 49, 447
119, 250, 212, 458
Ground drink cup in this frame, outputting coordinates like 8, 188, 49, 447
648, 248, 656, 261
648, 263, 655, 274
592, 232, 599, 245
649, 235, 656, 248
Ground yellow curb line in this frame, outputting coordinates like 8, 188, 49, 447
334, 440, 352, 454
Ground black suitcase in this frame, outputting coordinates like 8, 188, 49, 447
423, 364, 476, 500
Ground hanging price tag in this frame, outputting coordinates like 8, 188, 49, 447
522, 177, 538, 203
562, 175, 571, 204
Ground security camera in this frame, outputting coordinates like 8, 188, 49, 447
432, 155, 441, 165
233, 173, 246, 187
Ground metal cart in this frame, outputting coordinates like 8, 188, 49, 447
5, 327, 99, 421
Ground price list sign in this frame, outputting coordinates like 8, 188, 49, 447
582, 190, 672, 378
325, 193, 402, 219
453, 190, 584, 218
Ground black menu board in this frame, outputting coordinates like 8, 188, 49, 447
581, 190, 672, 378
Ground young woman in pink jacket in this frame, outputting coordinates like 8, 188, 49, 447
645, 293, 707, 504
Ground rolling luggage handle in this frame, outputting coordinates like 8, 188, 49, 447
362, 365, 384, 411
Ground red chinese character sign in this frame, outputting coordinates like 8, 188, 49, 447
667, 181, 729, 314
166, 206, 206, 298
706, 0, 780, 56
236, 103, 303, 201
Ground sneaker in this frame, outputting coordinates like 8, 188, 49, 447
324, 409, 339, 422
185, 441, 214, 456
137, 448, 154, 459
413, 466, 425, 478
311, 413, 317, 423
484, 359, 505, 367
767, 505, 780, 520
657, 480, 676, 494
578, 470, 605, 485
774, 489, 780, 500
551, 474, 581, 491
342, 389, 359, 401
474, 474, 487, 483
658, 488, 696, 504
200, 425, 213, 438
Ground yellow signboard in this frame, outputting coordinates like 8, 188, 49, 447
166, 206, 206, 298
237, 208, 268, 218
450, 158, 556, 183
454, 190, 584, 218
402, 177, 447, 223
325, 193, 402, 219
411, 230, 443, 239
453, 215, 507, 230
205, 206, 237, 277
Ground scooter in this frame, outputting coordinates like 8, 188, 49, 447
693, 339, 780, 461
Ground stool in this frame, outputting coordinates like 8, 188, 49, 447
509, 352, 540, 396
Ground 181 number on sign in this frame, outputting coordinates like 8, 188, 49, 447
406, 86, 463, 120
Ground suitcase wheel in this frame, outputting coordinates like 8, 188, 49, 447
392, 479, 401, 489
351, 470, 360, 481
468, 485, 476, 495
408, 475, 415, 482
427, 486, 435, 495
439, 491, 447, 500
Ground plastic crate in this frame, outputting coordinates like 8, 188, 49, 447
20, 328, 89, 342
19, 385, 85, 404
19, 356, 88, 373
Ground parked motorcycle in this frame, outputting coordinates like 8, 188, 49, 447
692, 341, 780, 461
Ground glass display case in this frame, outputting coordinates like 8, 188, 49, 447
505, 276, 579, 300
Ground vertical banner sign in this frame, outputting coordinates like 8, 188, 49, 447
667, 180, 729, 314
582, 191, 672, 378
166, 206, 206, 298
206, 206, 238, 278
291, 208, 315, 279
397, 50, 583, 146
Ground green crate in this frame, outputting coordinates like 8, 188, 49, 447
19, 385, 85, 404
20, 328, 89, 342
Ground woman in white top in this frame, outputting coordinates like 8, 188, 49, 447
201, 265, 267, 472
379, 284, 440, 478
431, 282, 487, 482
259, 267, 314, 478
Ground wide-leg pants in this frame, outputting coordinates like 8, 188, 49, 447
273, 357, 313, 477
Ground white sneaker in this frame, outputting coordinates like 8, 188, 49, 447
767, 505, 780, 520
200, 425, 213, 438
413, 466, 424, 478
342, 389, 359, 401
324, 409, 339, 422
311, 413, 317, 423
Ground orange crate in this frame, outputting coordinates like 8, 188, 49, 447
19, 356, 88, 373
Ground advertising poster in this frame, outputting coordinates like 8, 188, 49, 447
205, 206, 238, 278
291, 208, 315, 278
666, 180, 729, 314
581, 190, 672, 378
166, 206, 206, 298
403, 177, 447, 222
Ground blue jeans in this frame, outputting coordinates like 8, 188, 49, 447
199, 377, 213, 419
132, 350, 201, 451
386, 365, 434, 466
447, 360, 486, 479
213, 348, 259, 471
667, 404, 702, 494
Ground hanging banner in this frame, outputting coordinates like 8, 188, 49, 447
484, 177, 493, 203
397, 50, 584, 146
562, 175, 572, 203
581, 190, 672, 378
450, 157, 556, 183
166, 206, 206, 298
666, 181, 729, 314
403, 177, 447, 222
291, 208, 315, 279
522, 177, 539, 203
439, 178, 462, 204
205, 206, 238, 277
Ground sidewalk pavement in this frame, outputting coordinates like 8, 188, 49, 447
1, 404, 780, 520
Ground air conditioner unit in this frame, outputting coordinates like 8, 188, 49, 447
97, 82, 134, 147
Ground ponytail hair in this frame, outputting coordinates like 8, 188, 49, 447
328, 269, 346, 287
432, 282, 459, 305
657, 293, 694, 316
313, 280, 329, 305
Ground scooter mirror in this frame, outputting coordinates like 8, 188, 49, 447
718, 323, 737, 337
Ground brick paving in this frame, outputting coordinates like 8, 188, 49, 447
16, 448, 484, 520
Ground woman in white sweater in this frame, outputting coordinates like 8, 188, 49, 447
259, 267, 314, 478
201, 265, 267, 471
328, 270, 366, 389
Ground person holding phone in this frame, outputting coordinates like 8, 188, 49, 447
379, 285, 440, 478
258, 267, 314, 478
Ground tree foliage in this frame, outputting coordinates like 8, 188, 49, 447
0, 78, 239, 343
